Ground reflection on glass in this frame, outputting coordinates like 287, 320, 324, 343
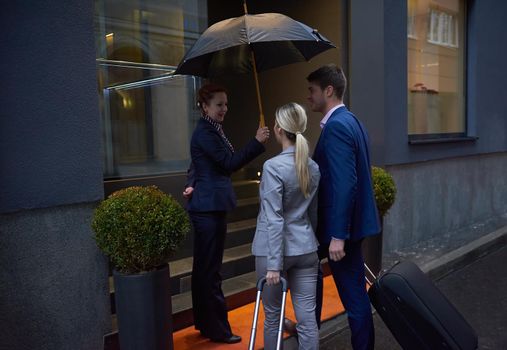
407, 0, 465, 136
101, 72, 200, 179
94, 0, 207, 179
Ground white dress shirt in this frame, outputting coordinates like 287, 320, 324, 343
320, 103, 345, 129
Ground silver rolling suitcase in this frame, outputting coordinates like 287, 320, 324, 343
248, 276, 289, 350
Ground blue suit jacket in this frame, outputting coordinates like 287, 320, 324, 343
187, 118, 265, 212
313, 106, 380, 243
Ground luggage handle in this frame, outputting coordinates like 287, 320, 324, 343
364, 261, 401, 286
364, 263, 377, 286
256, 275, 289, 292
248, 276, 289, 350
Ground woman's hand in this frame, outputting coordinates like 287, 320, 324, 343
255, 126, 270, 144
183, 187, 194, 199
266, 270, 280, 286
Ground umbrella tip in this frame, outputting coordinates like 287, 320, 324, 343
312, 29, 326, 42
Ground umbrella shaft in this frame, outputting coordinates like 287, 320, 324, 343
250, 50, 265, 127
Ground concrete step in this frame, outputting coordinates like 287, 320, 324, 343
233, 179, 260, 199
231, 167, 261, 182
109, 243, 256, 296
166, 218, 257, 294
109, 271, 258, 333
168, 243, 254, 295
108, 260, 332, 334
170, 260, 332, 331
109, 218, 257, 292
167, 206, 257, 261
171, 271, 258, 331
228, 196, 260, 222
224, 217, 257, 248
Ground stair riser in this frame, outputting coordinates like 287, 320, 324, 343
231, 168, 261, 182
234, 183, 260, 198
169, 254, 255, 295
224, 226, 255, 249
167, 219, 257, 261
228, 203, 260, 222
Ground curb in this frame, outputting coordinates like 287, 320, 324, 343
422, 225, 507, 281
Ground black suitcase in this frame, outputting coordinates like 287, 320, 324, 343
366, 261, 478, 350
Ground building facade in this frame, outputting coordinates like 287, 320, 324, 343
1, 1, 506, 349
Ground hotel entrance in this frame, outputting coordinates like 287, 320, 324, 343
94, 0, 347, 332
95, 0, 345, 193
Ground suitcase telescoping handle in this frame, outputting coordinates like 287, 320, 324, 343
248, 276, 289, 350
364, 263, 377, 286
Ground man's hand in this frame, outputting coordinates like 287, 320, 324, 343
266, 270, 280, 286
329, 238, 346, 261
183, 187, 194, 199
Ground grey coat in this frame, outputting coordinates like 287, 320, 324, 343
252, 146, 321, 271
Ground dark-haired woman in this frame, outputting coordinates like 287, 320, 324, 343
183, 83, 269, 344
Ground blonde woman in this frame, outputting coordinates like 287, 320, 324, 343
252, 102, 321, 350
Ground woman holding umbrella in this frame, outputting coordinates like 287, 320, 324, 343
183, 83, 269, 344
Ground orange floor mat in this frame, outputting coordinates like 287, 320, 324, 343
173, 275, 344, 349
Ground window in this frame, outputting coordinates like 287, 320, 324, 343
94, 0, 207, 179
427, 8, 459, 47
407, 0, 466, 138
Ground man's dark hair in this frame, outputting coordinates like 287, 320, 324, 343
306, 64, 347, 100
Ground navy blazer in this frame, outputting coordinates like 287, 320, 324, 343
313, 106, 380, 243
187, 118, 265, 212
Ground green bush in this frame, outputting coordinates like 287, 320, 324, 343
92, 186, 190, 274
372, 166, 397, 218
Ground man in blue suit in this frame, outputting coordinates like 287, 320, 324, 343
308, 64, 380, 349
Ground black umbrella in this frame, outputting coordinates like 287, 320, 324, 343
174, 5, 335, 126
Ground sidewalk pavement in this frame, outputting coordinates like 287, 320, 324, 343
284, 215, 507, 349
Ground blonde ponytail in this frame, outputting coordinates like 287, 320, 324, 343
275, 103, 311, 197
295, 132, 311, 197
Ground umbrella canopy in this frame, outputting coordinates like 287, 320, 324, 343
175, 12, 335, 78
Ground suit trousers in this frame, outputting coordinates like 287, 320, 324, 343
189, 211, 232, 339
256, 252, 319, 350
316, 239, 374, 350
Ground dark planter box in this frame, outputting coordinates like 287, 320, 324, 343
363, 218, 384, 277
363, 232, 383, 276
113, 265, 173, 350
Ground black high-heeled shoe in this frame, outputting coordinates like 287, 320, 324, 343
210, 334, 242, 344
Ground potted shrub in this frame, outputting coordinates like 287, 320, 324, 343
92, 185, 190, 350
371, 166, 397, 218
363, 166, 397, 276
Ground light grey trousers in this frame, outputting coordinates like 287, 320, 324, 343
255, 252, 319, 350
